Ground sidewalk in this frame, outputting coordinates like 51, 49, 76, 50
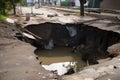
16, 7, 94, 26
46, 6, 120, 17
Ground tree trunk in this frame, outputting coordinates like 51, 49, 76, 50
20, 4, 22, 14
38, 0, 40, 8
80, 0, 86, 16
13, 4, 16, 15
1, 3, 6, 14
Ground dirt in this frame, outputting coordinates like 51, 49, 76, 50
0, 20, 59, 80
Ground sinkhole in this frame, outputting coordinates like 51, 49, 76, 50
17, 22, 120, 76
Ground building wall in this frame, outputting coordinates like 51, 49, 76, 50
56, 0, 61, 6
75, 0, 80, 7
26, 0, 35, 6
101, 0, 120, 10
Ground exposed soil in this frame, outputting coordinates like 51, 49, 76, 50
0, 20, 59, 80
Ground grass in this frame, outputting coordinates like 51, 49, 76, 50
0, 14, 7, 21
74, 12, 87, 17
75, 12, 80, 16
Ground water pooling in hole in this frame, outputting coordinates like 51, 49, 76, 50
35, 47, 87, 76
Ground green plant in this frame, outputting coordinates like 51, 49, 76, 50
0, 14, 7, 21
74, 12, 87, 16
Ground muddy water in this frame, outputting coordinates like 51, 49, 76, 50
35, 47, 86, 75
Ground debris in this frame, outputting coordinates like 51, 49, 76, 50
22, 32, 36, 39
47, 13, 58, 18
26, 13, 30, 21
6, 18, 15, 23
42, 62, 76, 76
64, 14, 70, 16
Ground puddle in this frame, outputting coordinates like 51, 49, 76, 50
35, 47, 86, 75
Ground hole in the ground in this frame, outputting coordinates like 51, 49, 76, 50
16, 22, 120, 76
34, 47, 86, 75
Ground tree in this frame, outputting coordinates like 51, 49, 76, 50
8, 0, 24, 15
0, 0, 25, 14
0, 0, 7, 14
38, 0, 41, 8
79, 0, 86, 16
0, 0, 24, 15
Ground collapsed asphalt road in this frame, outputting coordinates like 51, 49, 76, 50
1, 6, 120, 80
